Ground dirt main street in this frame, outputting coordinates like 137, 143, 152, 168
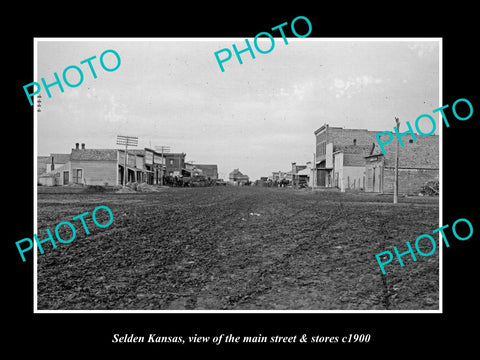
36, 186, 439, 310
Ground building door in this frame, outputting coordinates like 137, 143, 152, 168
374, 167, 382, 192
128, 169, 135, 183
63, 171, 69, 185
365, 168, 375, 191
372, 167, 376, 191
118, 166, 124, 185
368, 166, 382, 192
317, 170, 326, 186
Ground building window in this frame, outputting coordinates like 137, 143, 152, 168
73, 168, 83, 184
353, 139, 357, 145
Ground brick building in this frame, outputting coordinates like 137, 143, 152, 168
314, 124, 379, 187
164, 153, 186, 177
365, 133, 439, 194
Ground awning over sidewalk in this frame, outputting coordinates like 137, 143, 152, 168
119, 164, 146, 172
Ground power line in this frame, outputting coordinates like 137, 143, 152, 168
117, 135, 138, 187
155, 145, 170, 186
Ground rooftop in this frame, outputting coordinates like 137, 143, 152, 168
70, 149, 118, 161
314, 123, 370, 135
194, 164, 218, 170
37, 156, 50, 163
48, 153, 71, 163
229, 168, 249, 179
119, 149, 145, 156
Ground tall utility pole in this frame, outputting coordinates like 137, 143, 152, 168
155, 145, 170, 186
394, 117, 400, 204
117, 135, 138, 187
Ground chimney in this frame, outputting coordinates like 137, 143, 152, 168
81, 143, 85, 150
75, 143, 79, 150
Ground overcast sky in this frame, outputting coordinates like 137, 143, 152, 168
36, 39, 440, 180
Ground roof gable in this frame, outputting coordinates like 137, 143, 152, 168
37, 156, 50, 163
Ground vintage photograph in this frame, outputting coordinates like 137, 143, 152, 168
34, 39, 440, 311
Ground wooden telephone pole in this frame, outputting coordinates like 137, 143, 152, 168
155, 145, 170, 186
117, 135, 138, 187
394, 117, 400, 204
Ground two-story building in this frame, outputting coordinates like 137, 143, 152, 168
229, 168, 249, 185
313, 124, 439, 194
164, 153, 186, 177
271, 170, 290, 182
118, 149, 146, 185
291, 162, 308, 187
314, 124, 380, 187
143, 148, 166, 185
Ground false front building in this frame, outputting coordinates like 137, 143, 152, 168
314, 124, 379, 188
38, 143, 188, 187
313, 124, 439, 194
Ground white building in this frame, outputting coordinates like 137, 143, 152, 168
332, 145, 372, 192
